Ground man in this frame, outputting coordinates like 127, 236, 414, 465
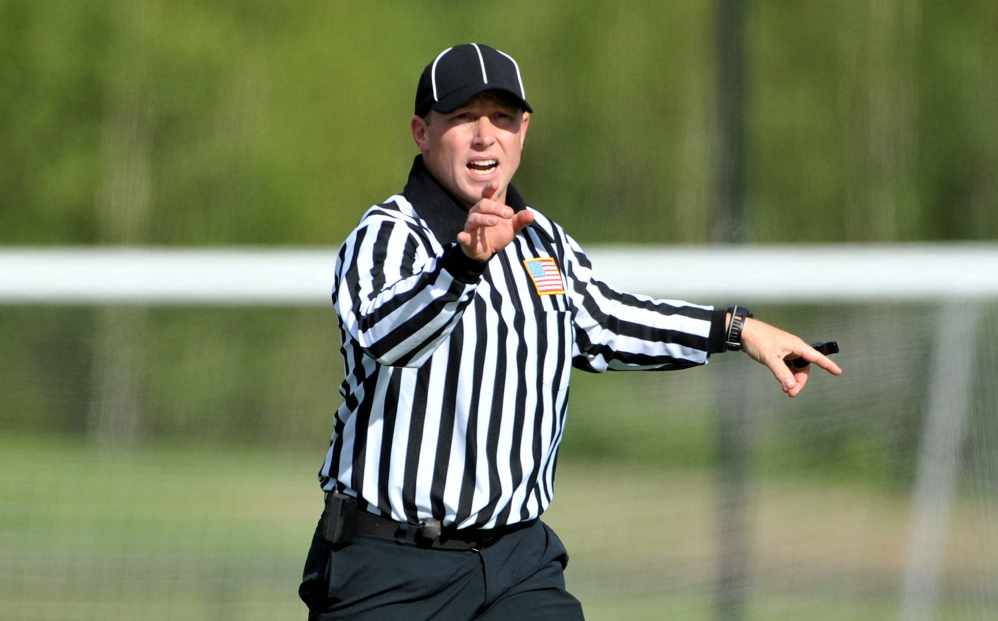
300, 43, 841, 620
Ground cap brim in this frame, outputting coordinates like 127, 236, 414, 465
431, 84, 533, 115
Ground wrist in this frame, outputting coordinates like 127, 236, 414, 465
443, 244, 489, 283
724, 305, 753, 351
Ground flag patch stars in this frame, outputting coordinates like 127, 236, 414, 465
523, 257, 565, 296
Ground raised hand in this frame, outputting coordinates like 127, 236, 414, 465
457, 181, 535, 261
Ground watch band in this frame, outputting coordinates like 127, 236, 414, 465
725, 305, 753, 351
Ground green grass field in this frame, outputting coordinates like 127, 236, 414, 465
1, 434, 995, 620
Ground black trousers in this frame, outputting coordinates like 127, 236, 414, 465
299, 515, 585, 621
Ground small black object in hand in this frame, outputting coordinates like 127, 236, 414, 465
790, 341, 839, 369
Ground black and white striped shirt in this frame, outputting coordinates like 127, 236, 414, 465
320, 156, 727, 530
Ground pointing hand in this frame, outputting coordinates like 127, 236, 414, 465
457, 182, 535, 261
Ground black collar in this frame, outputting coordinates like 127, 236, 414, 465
402, 155, 528, 246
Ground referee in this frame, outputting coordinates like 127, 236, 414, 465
299, 43, 842, 620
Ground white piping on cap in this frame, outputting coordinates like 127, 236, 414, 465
470, 43, 488, 83
430, 46, 453, 102
496, 49, 526, 99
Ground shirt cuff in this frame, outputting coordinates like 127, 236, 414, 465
441, 244, 489, 284
707, 308, 729, 354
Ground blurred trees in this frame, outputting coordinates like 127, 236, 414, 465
1, 0, 995, 247
0, 0, 996, 468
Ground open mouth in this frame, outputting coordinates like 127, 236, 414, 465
467, 159, 498, 175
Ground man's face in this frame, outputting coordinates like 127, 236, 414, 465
411, 91, 530, 208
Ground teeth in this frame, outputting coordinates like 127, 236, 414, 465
469, 160, 497, 170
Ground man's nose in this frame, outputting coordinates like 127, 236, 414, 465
473, 116, 496, 144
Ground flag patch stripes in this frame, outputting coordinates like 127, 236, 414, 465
523, 257, 565, 295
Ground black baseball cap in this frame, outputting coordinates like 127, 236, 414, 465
414, 43, 533, 118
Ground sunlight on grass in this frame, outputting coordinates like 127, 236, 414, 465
1, 435, 995, 620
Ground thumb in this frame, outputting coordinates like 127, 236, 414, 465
512, 209, 535, 234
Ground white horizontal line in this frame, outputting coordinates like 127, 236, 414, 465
0, 244, 996, 305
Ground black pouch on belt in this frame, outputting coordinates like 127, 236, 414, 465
323, 492, 358, 545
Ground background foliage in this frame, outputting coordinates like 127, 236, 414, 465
2, 0, 995, 248
1, 0, 996, 478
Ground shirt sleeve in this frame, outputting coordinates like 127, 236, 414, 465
333, 208, 487, 368
561, 233, 728, 373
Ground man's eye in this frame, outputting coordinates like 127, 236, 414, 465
492, 113, 515, 126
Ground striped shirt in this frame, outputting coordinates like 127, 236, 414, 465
320, 156, 727, 530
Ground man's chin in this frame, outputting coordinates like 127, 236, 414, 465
455, 184, 489, 207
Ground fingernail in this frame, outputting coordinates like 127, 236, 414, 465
783, 377, 795, 389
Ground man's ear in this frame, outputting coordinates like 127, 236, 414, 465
411, 115, 429, 153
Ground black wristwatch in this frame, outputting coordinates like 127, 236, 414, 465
724, 305, 753, 351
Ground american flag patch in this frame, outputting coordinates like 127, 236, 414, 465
523, 257, 565, 296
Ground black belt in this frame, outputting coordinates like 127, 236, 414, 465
354, 510, 532, 551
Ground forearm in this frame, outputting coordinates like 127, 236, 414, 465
572, 281, 723, 372
338, 241, 487, 367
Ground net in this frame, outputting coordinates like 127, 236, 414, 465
1, 282, 996, 620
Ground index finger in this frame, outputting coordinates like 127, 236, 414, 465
789, 341, 843, 374
481, 180, 500, 202
474, 181, 512, 218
